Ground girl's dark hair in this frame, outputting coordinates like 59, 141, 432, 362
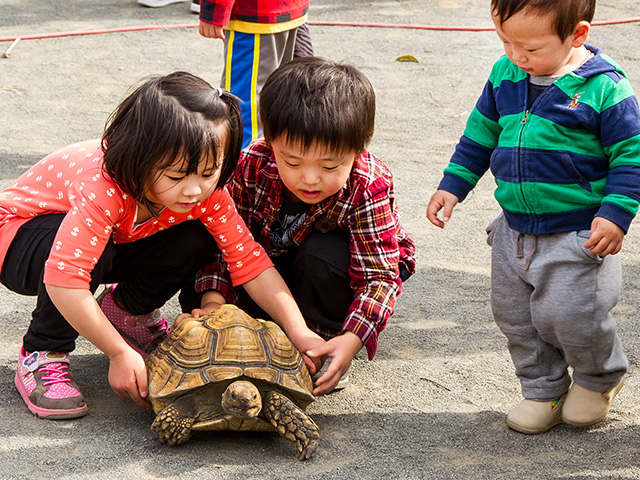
491, 0, 595, 40
259, 56, 375, 155
101, 71, 242, 216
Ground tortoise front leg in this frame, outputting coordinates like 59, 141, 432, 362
151, 396, 197, 446
263, 391, 319, 460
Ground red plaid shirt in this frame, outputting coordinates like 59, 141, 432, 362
200, 0, 309, 27
196, 140, 416, 359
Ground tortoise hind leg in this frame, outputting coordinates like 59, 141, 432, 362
151, 397, 197, 446
263, 391, 319, 460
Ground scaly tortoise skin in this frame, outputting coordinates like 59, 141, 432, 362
146, 304, 319, 460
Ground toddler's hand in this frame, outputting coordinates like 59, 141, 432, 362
584, 217, 624, 256
426, 190, 459, 228
107, 347, 151, 409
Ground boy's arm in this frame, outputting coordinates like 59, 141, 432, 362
176, 287, 227, 323
307, 332, 362, 396
191, 257, 234, 304
199, 22, 225, 39
336, 170, 408, 361
584, 217, 624, 256
306, 174, 411, 393
226, 148, 260, 221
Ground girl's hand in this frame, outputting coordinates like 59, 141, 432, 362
427, 190, 460, 228
45, 286, 153, 409
584, 217, 624, 256
290, 333, 326, 375
107, 347, 151, 409
306, 332, 363, 396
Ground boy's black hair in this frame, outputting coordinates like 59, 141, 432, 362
491, 0, 595, 40
259, 56, 375, 155
101, 71, 243, 217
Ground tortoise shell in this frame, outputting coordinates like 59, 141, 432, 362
146, 304, 314, 414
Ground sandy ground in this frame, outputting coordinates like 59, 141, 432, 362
1, 0, 640, 478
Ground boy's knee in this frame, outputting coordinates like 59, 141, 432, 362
296, 231, 349, 275
294, 232, 351, 331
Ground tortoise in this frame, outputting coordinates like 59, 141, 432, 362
145, 304, 319, 460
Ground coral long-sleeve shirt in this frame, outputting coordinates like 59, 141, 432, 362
0, 139, 272, 289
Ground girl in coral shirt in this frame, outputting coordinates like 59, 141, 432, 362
0, 71, 324, 420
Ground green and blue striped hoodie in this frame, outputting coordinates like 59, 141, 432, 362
438, 45, 640, 235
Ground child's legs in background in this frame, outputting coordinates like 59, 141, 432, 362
221, 29, 297, 148
293, 23, 314, 58
489, 214, 572, 401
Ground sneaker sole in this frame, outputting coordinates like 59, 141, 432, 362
334, 375, 349, 390
506, 416, 562, 434
562, 378, 625, 428
15, 371, 88, 420
312, 374, 349, 392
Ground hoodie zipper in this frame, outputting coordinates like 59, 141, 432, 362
516, 103, 533, 222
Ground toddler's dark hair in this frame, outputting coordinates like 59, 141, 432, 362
491, 0, 595, 40
259, 56, 375, 155
102, 71, 243, 216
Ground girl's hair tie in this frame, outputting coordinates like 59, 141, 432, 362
216, 87, 224, 97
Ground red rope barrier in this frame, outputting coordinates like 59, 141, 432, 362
1, 17, 639, 43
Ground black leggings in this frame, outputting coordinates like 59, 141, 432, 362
0, 214, 218, 353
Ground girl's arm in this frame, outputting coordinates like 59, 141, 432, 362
46, 285, 150, 409
241, 267, 326, 374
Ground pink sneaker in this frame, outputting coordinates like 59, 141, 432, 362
15, 347, 88, 419
97, 285, 169, 358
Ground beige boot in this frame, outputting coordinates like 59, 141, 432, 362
506, 396, 565, 434
562, 378, 624, 427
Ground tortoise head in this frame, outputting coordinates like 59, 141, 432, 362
221, 381, 262, 419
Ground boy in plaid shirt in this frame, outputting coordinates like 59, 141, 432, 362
185, 57, 416, 395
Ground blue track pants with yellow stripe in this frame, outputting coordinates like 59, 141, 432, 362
221, 28, 298, 148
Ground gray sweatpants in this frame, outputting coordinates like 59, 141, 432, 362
487, 213, 627, 401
